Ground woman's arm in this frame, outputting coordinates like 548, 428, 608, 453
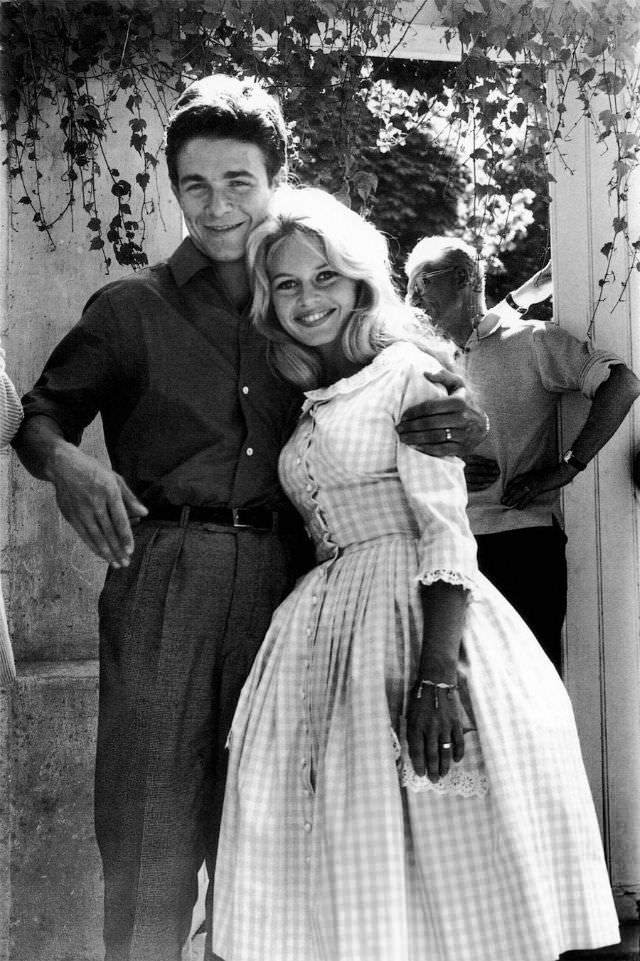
407, 581, 469, 782
393, 350, 478, 781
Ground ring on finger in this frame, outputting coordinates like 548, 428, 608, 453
440, 742, 452, 750
444, 428, 453, 443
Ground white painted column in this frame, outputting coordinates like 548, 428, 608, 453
549, 78, 640, 922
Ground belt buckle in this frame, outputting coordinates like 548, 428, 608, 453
231, 508, 252, 529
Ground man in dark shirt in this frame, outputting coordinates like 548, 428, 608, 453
14, 76, 486, 961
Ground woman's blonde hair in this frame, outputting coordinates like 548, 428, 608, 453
247, 186, 458, 390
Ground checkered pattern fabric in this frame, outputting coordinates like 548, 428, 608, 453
0, 346, 22, 686
213, 343, 619, 961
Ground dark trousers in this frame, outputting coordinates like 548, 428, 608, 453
475, 522, 568, 673
95, 519, 298, 961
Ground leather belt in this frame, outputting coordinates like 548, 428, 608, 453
147, 504, 281, 533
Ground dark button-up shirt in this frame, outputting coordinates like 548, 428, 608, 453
21, 238, 303, 509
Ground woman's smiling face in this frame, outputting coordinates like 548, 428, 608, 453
269, 233, 359, 358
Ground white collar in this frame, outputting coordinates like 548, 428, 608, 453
464, 306, 505, 347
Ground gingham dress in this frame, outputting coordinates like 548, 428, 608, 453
213, 342, 619, 961
0, 345, 22, 687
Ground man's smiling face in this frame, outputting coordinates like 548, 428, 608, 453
172, 136, 277, 263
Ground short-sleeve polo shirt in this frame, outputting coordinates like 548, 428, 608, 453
461, 309, 622, 535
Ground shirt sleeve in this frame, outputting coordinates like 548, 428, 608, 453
393, 346, 478, 592
532, 324, 623, 400
0, 345, 23, 447
20, 290, 122, 445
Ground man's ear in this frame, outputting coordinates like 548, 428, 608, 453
454, 266, 470, 290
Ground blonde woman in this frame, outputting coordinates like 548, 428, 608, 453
212, 187, 618, 961
0, 343, 23, 686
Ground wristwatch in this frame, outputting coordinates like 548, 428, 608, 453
563, 449, 587, 472
506, 292, 527, 315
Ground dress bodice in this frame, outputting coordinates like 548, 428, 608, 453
278, 342, 478, 583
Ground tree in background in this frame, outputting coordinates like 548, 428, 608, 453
1, 0, 637, 320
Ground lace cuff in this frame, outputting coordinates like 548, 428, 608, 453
391, 729, 489, 798
416, 569, 477, 596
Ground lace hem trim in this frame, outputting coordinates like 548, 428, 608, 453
416, 569, 477, 595
391, 729, 489, 798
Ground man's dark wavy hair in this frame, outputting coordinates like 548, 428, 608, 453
165, 74, 287, 186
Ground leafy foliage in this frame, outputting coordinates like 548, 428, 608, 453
1, 0, 638, 317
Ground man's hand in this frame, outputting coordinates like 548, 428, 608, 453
50, 444, 148, 567
464, 454, 500, 492
501, 462, 578, 510
396, 368, 489, 458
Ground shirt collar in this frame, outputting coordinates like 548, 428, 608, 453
465, 309, 503, 347
169, 237, 217, 287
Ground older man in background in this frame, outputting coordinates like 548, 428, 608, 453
406, 237, 640, 673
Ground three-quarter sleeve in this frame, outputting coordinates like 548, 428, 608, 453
393, 346, 478, 593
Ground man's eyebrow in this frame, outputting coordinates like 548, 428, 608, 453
223, 169, 256, 179
179, 172, 207, 185
179, 169, 257, 185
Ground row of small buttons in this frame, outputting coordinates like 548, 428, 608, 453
293, 405, 327, 860
241, 385, 251, 455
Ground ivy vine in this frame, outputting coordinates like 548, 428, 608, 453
1, 0, 638, 320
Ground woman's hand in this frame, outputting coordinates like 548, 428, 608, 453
406, 683, 465, 782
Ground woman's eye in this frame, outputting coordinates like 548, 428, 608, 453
273, 279, 297, 292
317, 270, 338, 283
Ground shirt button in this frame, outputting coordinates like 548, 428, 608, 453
246, 447, 254, 456
311, 596, 318, 605
242, 385, 249, 394
306, 484, 312, 492
303, 821, 312, 832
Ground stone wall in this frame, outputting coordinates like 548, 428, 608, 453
1, 96, 181, 961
